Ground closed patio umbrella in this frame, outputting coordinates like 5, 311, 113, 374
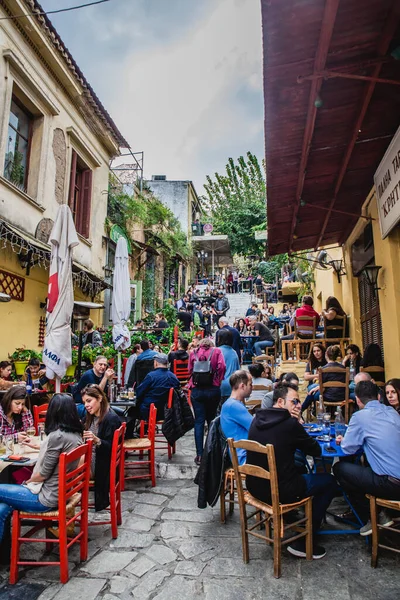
111, 236, 131, 384
43, 205, 79, 391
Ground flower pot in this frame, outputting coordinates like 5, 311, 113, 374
65, 364, 76, 377
13, 360, 28, 376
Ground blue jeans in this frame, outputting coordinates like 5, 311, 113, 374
191, 387, 221, 457
302, 473, 338, 533
0, 484, 52, 541
301, 383, 320, 412
254, 340, 274, 356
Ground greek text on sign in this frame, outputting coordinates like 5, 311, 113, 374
375, 124, 400, 239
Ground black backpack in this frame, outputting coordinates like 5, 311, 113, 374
192, 348, 215, 388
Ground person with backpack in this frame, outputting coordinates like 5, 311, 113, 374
188, 338, 226, 465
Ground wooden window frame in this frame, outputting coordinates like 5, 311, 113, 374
68, 149, 93, 239
4, 94, 33, 191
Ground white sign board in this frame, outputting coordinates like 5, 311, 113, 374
375, 124, 400, 239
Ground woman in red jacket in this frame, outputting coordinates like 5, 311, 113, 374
188, 338, 226, 465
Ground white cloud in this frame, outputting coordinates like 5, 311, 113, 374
107, 0, 264, 190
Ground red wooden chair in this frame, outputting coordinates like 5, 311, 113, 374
88, 423, 126, 539
172, 360, 190, 384
33, 403, 49, 435
139, 389, 176, 460
122, 403, 157, 488
10, 441, 92, 585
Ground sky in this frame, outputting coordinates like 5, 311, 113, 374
40, 0, 265, 194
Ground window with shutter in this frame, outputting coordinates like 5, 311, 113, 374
358, 270, 384, 354
68, 150, 92, 238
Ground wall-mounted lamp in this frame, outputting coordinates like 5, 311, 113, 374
0, 293, 11, 303
362, 265, 382, 298
328, 259, 346, 283
104, 265, 113, 278
39, 299, 47, 310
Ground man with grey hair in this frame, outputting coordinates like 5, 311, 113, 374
248, 315, 275, 356
136, 353, 180, 421
215, 316, 242, 363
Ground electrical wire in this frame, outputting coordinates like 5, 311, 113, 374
0, 0, 115, 20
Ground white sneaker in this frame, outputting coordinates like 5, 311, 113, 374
360, 510, 394, 536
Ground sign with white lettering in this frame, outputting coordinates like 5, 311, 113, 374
375, 125, 400, 239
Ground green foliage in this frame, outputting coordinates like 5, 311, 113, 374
203, 152, 267, 256
9, 348, 41, 361
107, 177, 192, 264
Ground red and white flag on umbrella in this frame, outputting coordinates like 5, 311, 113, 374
43, 205, 79, 380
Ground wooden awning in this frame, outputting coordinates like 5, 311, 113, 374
262, 0, 400, 255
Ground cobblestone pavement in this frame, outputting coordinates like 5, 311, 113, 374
0, 435, 399, 600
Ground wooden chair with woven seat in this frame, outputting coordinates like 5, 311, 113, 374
122, 403, 157, 488
323, 314, 347, 340
10, 441, 92, 585
367, 495, 400, 567
33, 403, 49, 435
228, 438, 313, 579
252, 354, 275, 371
88, 423, 126, 539
318, 366, 352, 422
360, 366, 385, 388
220, 467, 247, 523
294, 316, 317, 360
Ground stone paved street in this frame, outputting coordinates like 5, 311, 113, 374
0, 434, 399, 600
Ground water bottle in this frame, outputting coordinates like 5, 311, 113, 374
26, 371, 33, 395
316, 398, 324, 428
349, 360, 355, 382
334, 407, 346, 438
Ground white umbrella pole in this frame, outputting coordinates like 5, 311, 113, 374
117, 352, 122, 386
55, 376, 61, 393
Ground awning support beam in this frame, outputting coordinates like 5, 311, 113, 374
289, 0, 341, 254
315, 1, 400, 249
298, 70, 400, 86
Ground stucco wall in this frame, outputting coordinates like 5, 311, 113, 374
148, 180, 190, 235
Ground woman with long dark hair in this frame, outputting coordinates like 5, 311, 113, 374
81, 385, 121, 511
301, 343, 327, 414
384, 379, 400, 414
0, 361, 16, 391
0, 394, 83, 542
320, 296, 346, 339
235, 318, 247, 335
0, 386, 33, 443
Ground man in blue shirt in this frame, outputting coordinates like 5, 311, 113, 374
136, 353, 180, 420
136, 339, 157, 362
334, 380, 400, 534
216, 317, 242, 364
220, 370, 253, 465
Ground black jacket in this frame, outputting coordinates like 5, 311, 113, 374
162, 388, 194, 446
195, 416, 230, 509
93, 409, 122, 511
247, 408, 321, 504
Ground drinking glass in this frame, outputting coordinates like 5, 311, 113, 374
26, 426, 36, 438
38, 423, 46, 442
323, 414, 331, 442
316, 413, 324, 428
5, 435, 14, 456
128, 388, 134, 400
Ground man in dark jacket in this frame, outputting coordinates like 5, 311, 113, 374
177, 306, 192, 332
247, 383, 337, 560
136, 353, 180, 420
168, 337, 189, 372
216, 316, 242, 364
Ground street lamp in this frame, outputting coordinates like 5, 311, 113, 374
362, 265, 382, 298
197, 250, 208, 278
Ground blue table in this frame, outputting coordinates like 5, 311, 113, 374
240, 335, 259, 365
302, 424, 364, 535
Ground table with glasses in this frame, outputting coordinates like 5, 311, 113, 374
240, 335, 259, 365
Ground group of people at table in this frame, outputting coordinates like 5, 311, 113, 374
0, 292, 398, 564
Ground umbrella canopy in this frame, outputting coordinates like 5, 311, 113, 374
43, 205, 79, 379
111, 236, 131, 351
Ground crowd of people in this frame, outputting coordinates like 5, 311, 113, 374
1, 288, 399, 566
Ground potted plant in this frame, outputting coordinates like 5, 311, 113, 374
10, 348, 41, 375
65, 347, 79, 377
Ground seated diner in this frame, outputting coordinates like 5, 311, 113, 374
0, 386, 33, 443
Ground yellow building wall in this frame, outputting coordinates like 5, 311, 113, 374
312, 188, 400, 379
0, 246, 103, 359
